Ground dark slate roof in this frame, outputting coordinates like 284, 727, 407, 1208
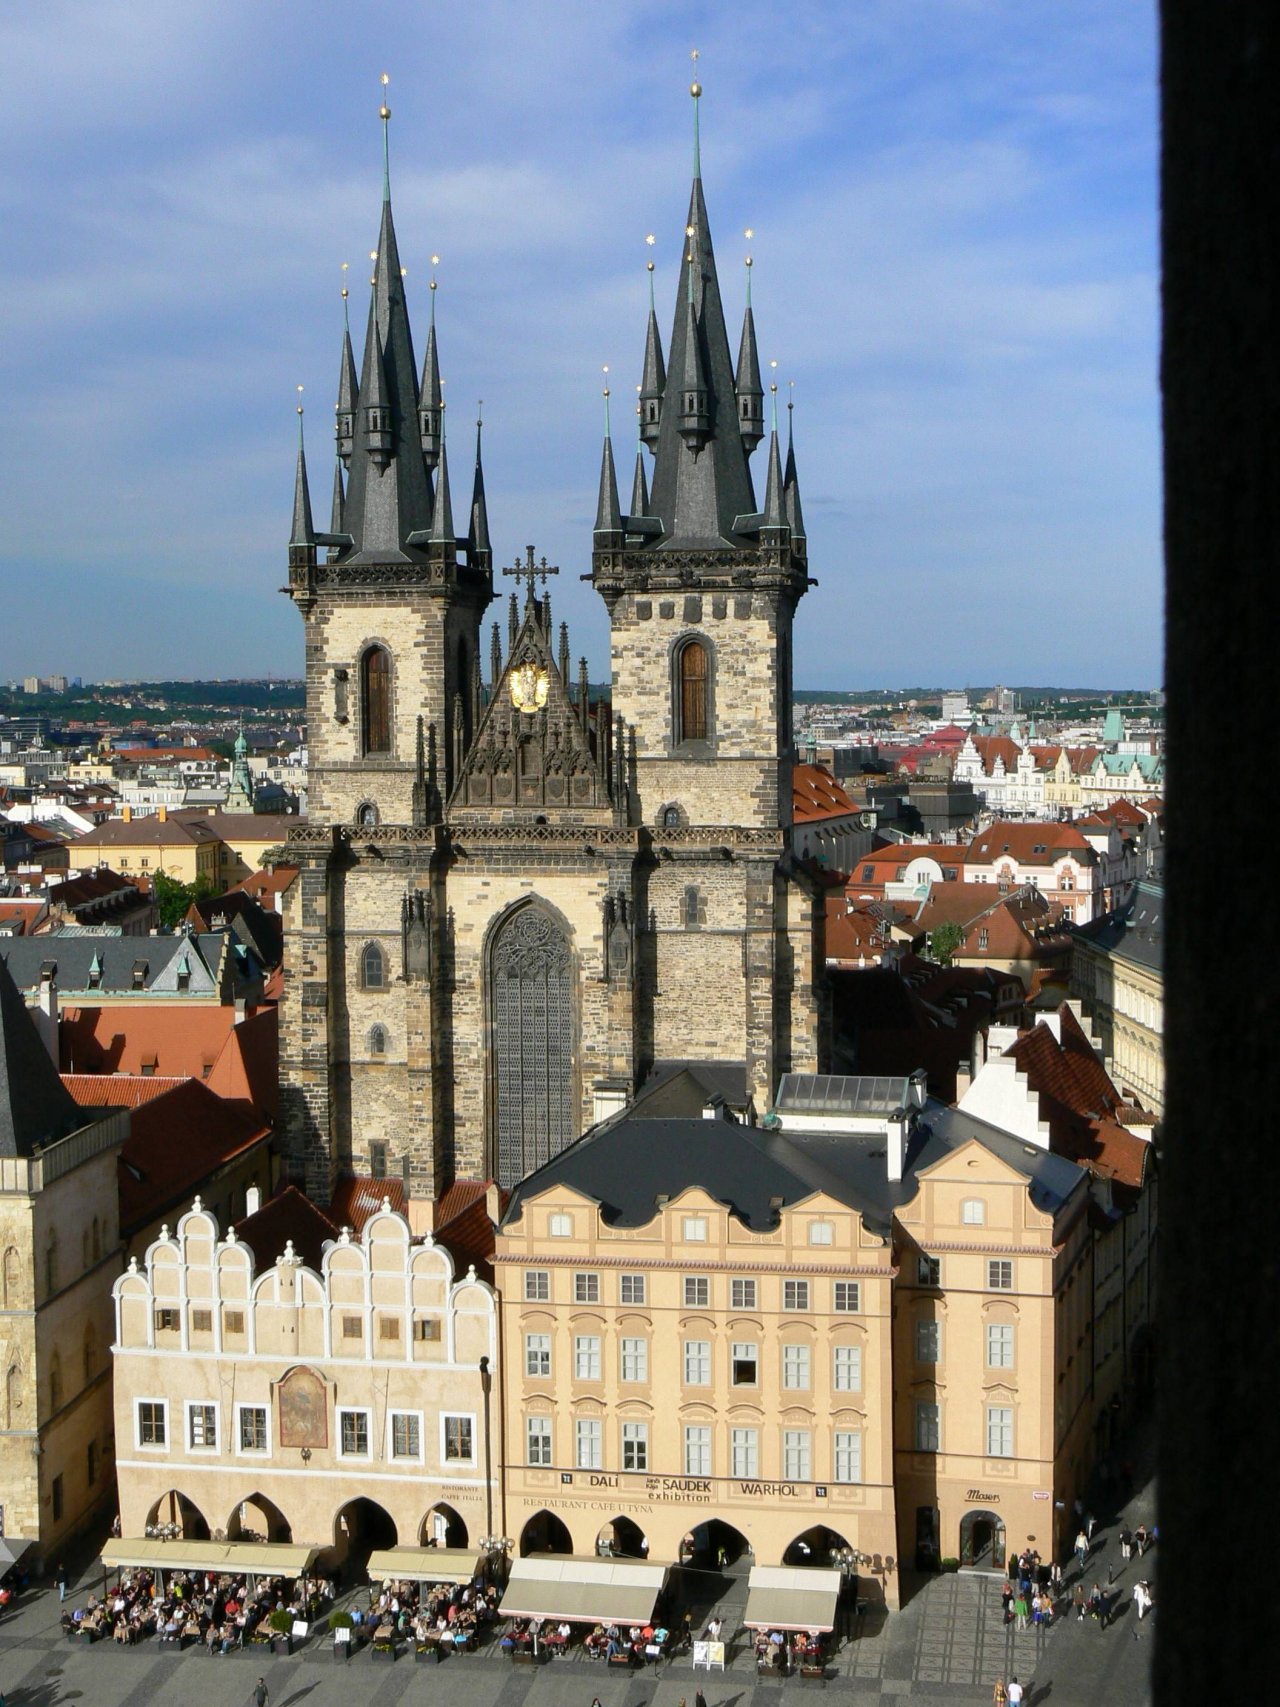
1114, 878, 1163, 975
0, 931, 220, 995
0, 952, 92, 1157
502, 1100, 1088, 1239
631, 1059, 750, 1117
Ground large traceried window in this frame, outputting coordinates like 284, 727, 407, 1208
675, 636, 710, 744
361, 644, 392, 754
490, 905, 576, 1188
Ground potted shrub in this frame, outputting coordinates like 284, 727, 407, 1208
329, 1609, 355, 1662
269, 1608, 294, 1656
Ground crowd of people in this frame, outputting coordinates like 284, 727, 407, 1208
59, 1567, 326, 1651
363, 1574, 497, 1652
753, 1628, 826, 1673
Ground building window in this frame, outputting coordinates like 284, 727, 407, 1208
732, 1428, 759, 1478
730, 1277, 758, 1310
987, 1405, 1014, 1457
783, 1344, 811, 1389
783, 1279, 811, 1311
834, 1430, 863, 1484
360, 942, 387, 990
916, 1320, 941, 1364
527, 1416, 552, 1466
684, 1340, 711, 1385
187, 1403, 217, 1449
223, 1310, 245, 1336
988, 1260, 1014, 1291
339, 1409, 370, 1457
342, 1315, 363, 1341
573, 1272, 600, 1304
369, 1026, 387, 1059
490, 902, 576, 1190
137, 1400, 167, 1448
369, 1140, 388, 1179
682, 885, 707, 929
961, 1198, 986, 1225
783, 1429, 811, 1481
390, 1412, 421, 1460
238, 1406, 267, 1447
525, 1333, 552, 1378
683, 1216, 708, 1242
620, 1338, 648, 1382
684, 1275, 710, 1308
684, 1425, 712, 1476
362, 644, 392, 754
661, 805, 682, 828
443, 1415, 474, 1462
675, 637, 710, 743
548, 1212, 573, 1238
834, 1345, 863, 1391
978, 928, 990, 949
834, 1281, 861, 1313
808, 1220, 834, 1246
620, 1273, 646, 1305
915, 1401, 940, 1452
576, 1418, 602, 1469
987, 1324, 1015, 1369
574, 1335, 601, 1381
377, 1315, 400, 1342
731, 1342, 758, 1386
622, 1421, 648, 1471
190, 1309, 212, 1335
154, 1308, 179, 1334
524, 1270, 550, 1302
414, 1317, 441, 1342
918, 1254, 941, 1287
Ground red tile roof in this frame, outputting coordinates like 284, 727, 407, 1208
234, 1185, 339, 1273
61, 1073, 186, 1109
967, 821, 1096, 865
434, 1178, 498, 1280
1005, 1006, 1149, 1191
118, 1077, 271, 1234
792, 764, 857, 822
328, 1173, 408, 1235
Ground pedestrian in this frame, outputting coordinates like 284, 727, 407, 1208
56, 1562, 68, 1603
1119, 1527, 1132, 1562
1073, 1584, 1085, 1622
1014, 1591, 1029, 1631
696, 1691, 708, 1707
1001, 1579, 1013, 1624
1007, 1680, 1024, 1707
993, 1679, 1008, 1707
1135, 1581, 1152, 1621
1049, 1559, 1063, 1594
253, 1679, 269, 1707
1088, 1583, 1103, 1626
1074, 1529, 1088, 1570
1134, 1524, 1148, 1557
1085, 1512, 1097, 1541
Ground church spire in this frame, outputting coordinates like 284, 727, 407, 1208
468, 410, 491, 566
594, 378, 623, 541
630, 399, 650, 515
784, 389, 807, 550
639, 256, 666, 450
430, 405, 455, 543
335, 268, 358, 466
761, 382, 788, 546
735, 255, 764, 453
289, 396, 316, 563
419, 262, 443, 470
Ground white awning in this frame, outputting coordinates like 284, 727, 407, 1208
743, 1565, 842, 1634
366, 1547, 484, 1584
100, 1540, 319, 1577
500, 1554, 669, 1625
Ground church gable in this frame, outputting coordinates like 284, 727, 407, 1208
449, 591, 616, 823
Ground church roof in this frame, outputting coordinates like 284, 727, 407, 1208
0, 952, 92, 1157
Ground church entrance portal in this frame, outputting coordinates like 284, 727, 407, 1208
959, 1509, 1005, 1571
489, 905, 576, 1187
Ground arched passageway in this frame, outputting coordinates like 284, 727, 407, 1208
596, 1515, 648, 1558
146, 1489, 210, 1541
519, 1509, 573, 1557
226, 1491, 291, 1544
420, 1503, 468, 1549
783, 1524, 855, 1568
680, 1518, 751, 1571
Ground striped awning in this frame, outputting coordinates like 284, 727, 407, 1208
500, 1554, 669, 1624
100, 1540, 318, 1577
743, 1565, 842, 1634
366, 1547, 484, 1584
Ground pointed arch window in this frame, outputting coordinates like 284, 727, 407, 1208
361, 942, 387, 990
489, 905, 576, 1189
362, 645, 393, 755
674, 636, 712, 746
2, 1246, 19, 1310
369, 1024, 387, 1057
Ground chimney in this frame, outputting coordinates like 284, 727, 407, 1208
157, 804, 167, 822
35, 971, 60, 1066
122, 804, 132, 822
245, 1184, 261, 1217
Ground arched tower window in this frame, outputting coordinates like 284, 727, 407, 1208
674, 636, 710, 745
357, 802, 379, 829
489, 905, 575, 1190
361, 645, 392, 755
368, 1024, 387, 1057
360, 942, 387, 990
2, 1246, 19, 1310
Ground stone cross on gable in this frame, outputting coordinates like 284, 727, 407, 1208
503, 544, 559, 601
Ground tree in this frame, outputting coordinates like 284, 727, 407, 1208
152, 870, 219, 931
928, 921, 966, 965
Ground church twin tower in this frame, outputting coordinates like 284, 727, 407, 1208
280, 84, 827, 1203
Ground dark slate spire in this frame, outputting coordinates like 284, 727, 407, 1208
594, 384, 623, 541
784, 395, 807, 549
430, 408, 456, 544
468, 413, 491, 566
644, 84, 758, 547
336, 89, 435, 564
735, 259, 764, 453
760, 386, 788, 547
335, 280, 358, 466
639, 261, 666, 450
289, 403, 316, 562
0, 955, 88, 1158
630, 433, 650, 516
419, 272, 443, 470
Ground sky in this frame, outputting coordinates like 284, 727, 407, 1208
0, 0, 1161, 691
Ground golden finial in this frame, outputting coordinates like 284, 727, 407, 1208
602, 364, 610, 398
379, 71, 391, 121
690, 46, 701, 98
647, 261, 655, 273
401, 266, 408, 278
430, 253, 440, 293
296, 383, 304, 417
340, 260, 349, 300
645, 233, 656, 245
685, 225, 695, 238
745, 227, 754, 240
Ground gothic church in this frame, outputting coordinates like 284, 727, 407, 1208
279, 83, 828, 1204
